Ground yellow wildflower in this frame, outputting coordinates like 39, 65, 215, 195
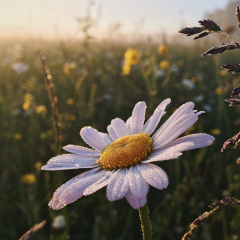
22, 100, 31, 110
66, 98, 74, 106
40, 132, 47, 140
122, 64, 131, 76
14, 133, 22, 140
21, 174, 36, 185
40, 130, 52, 140
210, 128, 221, 135
63, 65, 69, 75
24, 93, 34, 101
191, 77, 197, 83
23, 93, 33, 111
215, 87, 223, 95
220, 69, 227, 77
47, 130, 53, 136
124, 49, 140, 65
35, 161, 43, 172
158, 44, 168, 55
68, 114, 76, 121
63, 62, 76, 75
159, 60, 170, 71
36, 105, 47, 116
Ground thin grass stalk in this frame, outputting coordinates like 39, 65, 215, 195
39, 53, 68, 240
39, 53, 62, 152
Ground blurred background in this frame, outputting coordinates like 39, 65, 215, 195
0, 0, 234, 40
1, 0, 240, 239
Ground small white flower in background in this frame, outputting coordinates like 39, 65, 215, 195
170, 65, 179, 73
194, 94, 204, 102
42, 99, 214, 210
11, 62, 29, 74
182, 78, 195, 89
203, 104, 212, 112
52, 215, 66, 230
155, 69, 166, 79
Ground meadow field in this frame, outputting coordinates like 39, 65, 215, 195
1, 35, 240, 240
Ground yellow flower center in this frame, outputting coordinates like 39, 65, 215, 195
98, 132, 152, 170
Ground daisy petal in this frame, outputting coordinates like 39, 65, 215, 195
58, 170, 105, 206
143, 151, 182, 163
107, 169, 129, 201
111, 118, 130, 137
153, 113, 198, 149
196, 111, 205, 116
125, 191, 146, 209
143, 98, 171, 135
41, 154, 98, 170
49, 168, 99, 210
166, 101, 195, 123
158, 133, 215, 152
107, 125, 119, 141
144, 134, 214, 164
130, 101, 146, 134
153, 102, 195, 139
98, 132, 113, 145
126, 116, 132, 131
80, 126, 107, 151
128, 166, 149, 198
63, 145, 100, 156
137, 163, 168, 190
83, 171, 112, 196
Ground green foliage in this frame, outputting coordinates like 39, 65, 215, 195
0, 37, 240, 240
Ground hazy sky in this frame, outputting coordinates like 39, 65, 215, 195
0, 0, 230, 39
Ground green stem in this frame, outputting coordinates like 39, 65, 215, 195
138, 203, 152, 240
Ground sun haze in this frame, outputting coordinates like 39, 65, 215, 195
0, 0, 230, 39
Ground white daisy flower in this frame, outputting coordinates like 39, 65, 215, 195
42, 99, 214, 210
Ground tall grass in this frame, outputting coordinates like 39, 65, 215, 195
1, 36, 240, 240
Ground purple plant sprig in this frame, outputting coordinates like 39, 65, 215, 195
179, 19, 221, 40
182, 197, 240, 240
180, 7, 240, 156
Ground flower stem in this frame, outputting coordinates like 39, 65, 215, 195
139, 203, 152, 240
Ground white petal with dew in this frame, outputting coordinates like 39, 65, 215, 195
196, 111, 205, 116
107, 124, 119, 141
153, 102, 195, 139
80, 127, 107, 151
48, 168, 100, 210
157, 133, 215, 152
130, 101, 146, 134
41, 154, 98, 171
137, 163, 168, 190
125, 191, 146, 209
143, 151, 182, 163
63, 145, 100, 156
126, 116, 132, 132
98, 132, 113, 145
107, 169, 129, 201
83, 171, 112, 196
153, 113, 198, 149
143, 98, 171, 135
110, 118, 130, 137
58, 170, 104, 204
128, 166, 149, 198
